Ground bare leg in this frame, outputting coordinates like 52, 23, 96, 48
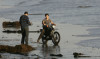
37, 29, 44, 43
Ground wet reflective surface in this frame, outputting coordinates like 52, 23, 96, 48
40, 45, 61, 59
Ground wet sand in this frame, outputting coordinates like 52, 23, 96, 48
0, 0, 100, 59
0, 21, 100, 59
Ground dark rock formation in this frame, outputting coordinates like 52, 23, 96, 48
0, 44, 35, 54
3, 30, 40, 33
50, 54, 63, 57
73, 52, 91, 58
2, 21, 20, 28
78, 6, 92, 8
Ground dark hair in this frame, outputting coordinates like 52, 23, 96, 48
24, 11, 28, 14
45, 13, 49, 16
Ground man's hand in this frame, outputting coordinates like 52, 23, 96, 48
29, 22, 33, 25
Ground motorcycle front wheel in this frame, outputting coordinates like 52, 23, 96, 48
42, 36, 48, 44
52, 31, 60, 45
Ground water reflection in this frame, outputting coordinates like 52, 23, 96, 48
40, 45, 61, 59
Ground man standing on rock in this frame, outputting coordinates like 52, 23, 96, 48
19, 11, 31, 45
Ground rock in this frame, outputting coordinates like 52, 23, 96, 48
2, 21, 20, 28
16, 44, 34, 53
50, 54, 63, 57
3, 30, 40, 33
0, 44, 35, 54
73, 52, 91, 58
73, 52, 84, 57
78, 6, 92, 8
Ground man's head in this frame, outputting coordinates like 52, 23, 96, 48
24, 11, 28, 16
45, 13, 49, 19
45, 13, 49, 16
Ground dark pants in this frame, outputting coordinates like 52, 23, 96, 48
37, 25, 53, 41
21, 27, 29, 45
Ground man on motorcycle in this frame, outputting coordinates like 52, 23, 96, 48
37, 13, 56, 43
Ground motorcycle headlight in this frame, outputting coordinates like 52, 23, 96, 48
52, 25, 55, 28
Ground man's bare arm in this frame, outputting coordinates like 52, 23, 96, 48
51, 20, 56, 26
42, 21, 46, 25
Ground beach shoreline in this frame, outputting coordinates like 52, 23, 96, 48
0, 20, 100, 59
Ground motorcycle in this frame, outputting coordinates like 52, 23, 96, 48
41, 24, 60, 45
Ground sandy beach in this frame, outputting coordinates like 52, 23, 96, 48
0, 20, 100, 59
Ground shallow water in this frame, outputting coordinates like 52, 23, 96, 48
0, 0, 100, 26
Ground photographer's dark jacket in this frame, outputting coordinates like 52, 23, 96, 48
19, 15, 31, 28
